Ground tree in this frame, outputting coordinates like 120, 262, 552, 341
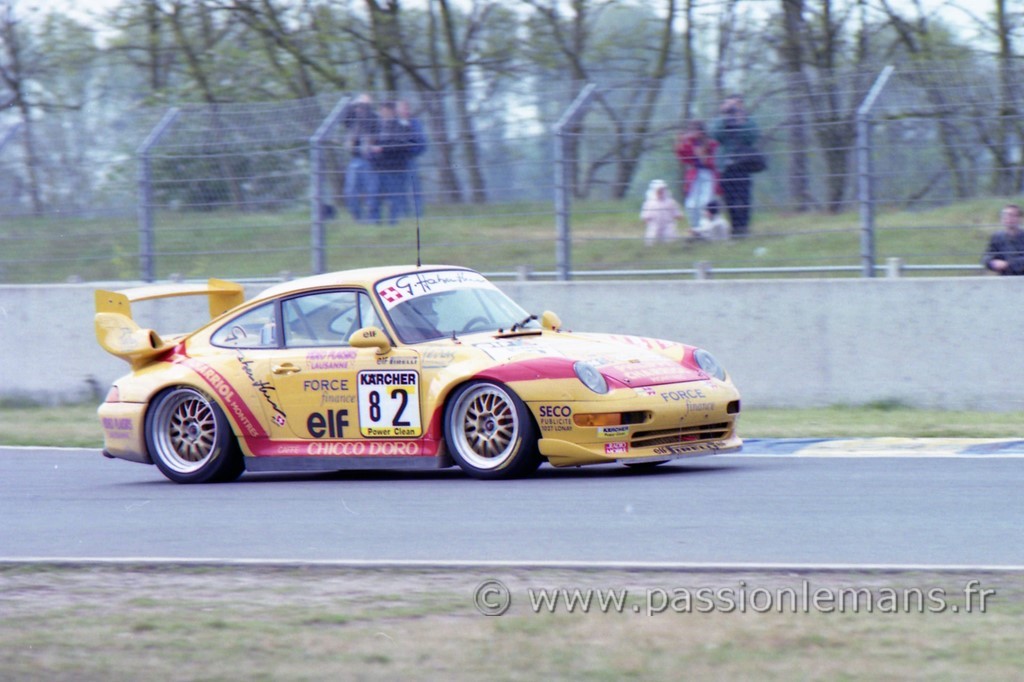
524, 0, 680, 199
1, 1, 44, 215
779, 0, 815, 212
1, 2, 101, 216
769, 0, 875, 213
226, 0, 348, 99
680, 0, 697, 121
105, 0, 176, 97
807, 0, 860, 212
985, 0, 1021, 193
877, 0, 996, 200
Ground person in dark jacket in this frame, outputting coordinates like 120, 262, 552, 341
711, 94, 760, 237
983, 204, 1024, 275
367, 101, 422, 225
342, 93, 380, 222
396, 100, 428, 218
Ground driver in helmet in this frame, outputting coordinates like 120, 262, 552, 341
393, 295, 442, 342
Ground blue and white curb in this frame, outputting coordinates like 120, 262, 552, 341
739, 438, 1024, 457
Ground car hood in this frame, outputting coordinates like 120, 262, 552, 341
466, 331, 705, 387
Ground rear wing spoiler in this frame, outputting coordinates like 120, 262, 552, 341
95, 278, 245, 319
95, 278, 245, 368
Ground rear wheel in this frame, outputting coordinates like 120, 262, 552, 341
145, 387, 244, 484
444, 381, 541, 479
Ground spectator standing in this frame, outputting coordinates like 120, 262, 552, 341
368, 101, 415, 225
711, 94, 760, 237
674, 120, 721, 229
396, 100, 428, 219
342, 93, 380, 222
982, 204, 1024, 275
640, 179, 683, 247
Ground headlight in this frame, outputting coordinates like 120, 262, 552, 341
694, 349, 727, 381
574, 361, 608, 394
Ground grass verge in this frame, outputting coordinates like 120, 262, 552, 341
2, 402, 1023, 448
0, 404, 103, 448
2, 198, 1001, 283
2, 565, 1022, 680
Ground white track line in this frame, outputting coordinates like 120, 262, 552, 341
2, 558, 1023, 572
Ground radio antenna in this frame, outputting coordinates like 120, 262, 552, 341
415, 212, 422, 267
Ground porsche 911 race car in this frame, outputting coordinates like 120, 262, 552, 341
95, 265, 741, 483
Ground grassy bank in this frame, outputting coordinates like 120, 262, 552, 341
2, 565, 1022, 680
2, 402, 1022, 448
2, 199, 999, 283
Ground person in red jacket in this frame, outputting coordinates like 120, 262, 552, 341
675, 120, 721, 229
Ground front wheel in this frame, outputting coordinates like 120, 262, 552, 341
443, 381, 541, 479
145, 387, 244, 484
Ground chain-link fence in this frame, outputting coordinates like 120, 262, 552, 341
1, 60, 1020, 283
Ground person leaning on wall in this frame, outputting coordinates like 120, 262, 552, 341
982, 204, 1024, 275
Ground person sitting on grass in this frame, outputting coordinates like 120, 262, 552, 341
690, 199, 731, 242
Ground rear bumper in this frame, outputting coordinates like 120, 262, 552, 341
97, 401, 151, 464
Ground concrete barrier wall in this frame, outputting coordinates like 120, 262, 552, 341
2, 277, 1021, 411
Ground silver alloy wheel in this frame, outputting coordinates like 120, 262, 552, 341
149, 388, 220, 475
447, 383, 520, 471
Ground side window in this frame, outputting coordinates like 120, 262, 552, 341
211, 303, 277, 349
358, 292, 383, 330
283, 291, 363, 348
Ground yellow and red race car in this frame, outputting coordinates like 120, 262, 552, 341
95, 265, 741, 483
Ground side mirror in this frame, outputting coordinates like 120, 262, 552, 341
350, 326, 392, 354
540, 310, 562, 331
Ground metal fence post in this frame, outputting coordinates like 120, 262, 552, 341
856, 65, 894, 278
553, 84, 597, 281
136, 107, 180, 282
310, 96, 352, 275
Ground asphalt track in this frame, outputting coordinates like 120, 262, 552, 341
3, 440, 1024, 568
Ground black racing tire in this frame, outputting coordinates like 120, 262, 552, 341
443, 381, 542, 480
145, 386, 244, 484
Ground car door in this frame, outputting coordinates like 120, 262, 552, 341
206, 301, 288, 437
267, 289, 422, 446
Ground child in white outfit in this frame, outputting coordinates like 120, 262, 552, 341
640, 179, 682, 246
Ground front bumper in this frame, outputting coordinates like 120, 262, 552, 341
530, 378, 741, 467
539, 433, 742, 466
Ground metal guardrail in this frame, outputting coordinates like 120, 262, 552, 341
484, 260, 986, 281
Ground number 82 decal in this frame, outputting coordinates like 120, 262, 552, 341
357, 370, 422, 437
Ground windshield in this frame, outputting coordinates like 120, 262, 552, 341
375, 270, 534, 343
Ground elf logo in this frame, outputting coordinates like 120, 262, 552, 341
307, 409, 350, 438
